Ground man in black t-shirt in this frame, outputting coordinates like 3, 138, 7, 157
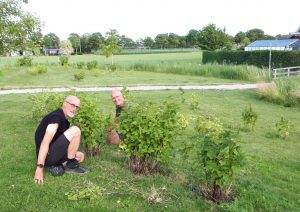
34, 95, 87, 184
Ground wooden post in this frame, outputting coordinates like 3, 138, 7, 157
274, 69, 277, 79
287, 68, 290, 77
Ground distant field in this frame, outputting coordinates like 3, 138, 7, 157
0, 52, 202, 67
0, 52, 264, 88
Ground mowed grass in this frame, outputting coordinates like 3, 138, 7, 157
0, 65, 239, 88
0, 90, 299, 211
0, 52, 202, 67
0, 52, 266, 88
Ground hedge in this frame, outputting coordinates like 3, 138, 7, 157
202, 50, 300, 68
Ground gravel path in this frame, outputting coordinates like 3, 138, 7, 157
0, 83, 268, 95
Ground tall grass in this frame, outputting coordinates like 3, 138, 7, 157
257, 78, 300, 107
130, 63, 268, 81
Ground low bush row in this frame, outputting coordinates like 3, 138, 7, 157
202, 50, 300, 68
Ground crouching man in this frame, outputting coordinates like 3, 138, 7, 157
34, 95, 88, 184
107, 89, 125, 145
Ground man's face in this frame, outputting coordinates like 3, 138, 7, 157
112, 91, 124, 107
63, 96, 80, 118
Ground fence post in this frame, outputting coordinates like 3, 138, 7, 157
274, 69, 277, 79
287, 68, 290, 77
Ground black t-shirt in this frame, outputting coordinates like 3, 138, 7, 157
116, 106, 123, 117
35, 108, 70, 156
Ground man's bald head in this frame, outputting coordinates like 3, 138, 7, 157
111, 89, 124, 107
62, 95, 80, 118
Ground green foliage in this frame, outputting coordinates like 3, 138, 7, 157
108, 64, 117, 71
30, 93, 63, 122
131, 63, 266, 81
86, 60, 98, 70
198, 24, 233, 50
189, 93, 201, 111
195, 115, 244, 201
59, 55, 69, 66
76, 61, 85, 69
0, 0, 42, 55
65, 181, 103, 201
101, 29, 121, 65
118, 100, 181, 172
27, 65, 47, 75
257, 79, 299, 107
74, 71, 85, 81
71, 95, 108, 154
242, 105, 258, 131
30, 93, 107, 154
202, 50, 300, 68
275, 117, 293, 139
17, 56, 32, 66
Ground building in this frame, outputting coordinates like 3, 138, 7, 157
289, 32, 300, 39
245, 39, 300, 51
43, 48, 62, 55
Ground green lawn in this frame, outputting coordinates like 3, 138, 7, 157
0, 90, 299, 211
0, 66, 240, 89
0, 52, 202, 67
0, 52, 266, 88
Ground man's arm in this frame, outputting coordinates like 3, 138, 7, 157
34, 123, 58, 184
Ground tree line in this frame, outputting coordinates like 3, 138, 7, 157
0, 0, 297, 56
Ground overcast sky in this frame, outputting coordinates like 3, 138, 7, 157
24, 0, 300, 40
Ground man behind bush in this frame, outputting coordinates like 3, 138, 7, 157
107, 89, 125, 145
34, 95, 88, 184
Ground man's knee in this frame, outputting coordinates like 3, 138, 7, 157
64, 126, 81, 141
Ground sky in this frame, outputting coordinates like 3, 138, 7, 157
24, 0, 300, 41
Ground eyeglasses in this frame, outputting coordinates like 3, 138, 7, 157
66, 101, 80, 110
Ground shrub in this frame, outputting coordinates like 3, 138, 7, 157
130, 63, 266, 81
86, 60, 98, 70
109, 64, 117, 71
195, 115, 244, 203
30, 93, 107, 155
241, 104, 258, 131
275, 116, 293, 139
28, 65, 48, 75
59, 55, 69, 66
202, 50, 300, 68
118, 100, 181, 174
74, 71, 85, 81
76, 62, 85, 69
17, 56, 32, 66
257, 79, 299, 107
189, 93, 201, 111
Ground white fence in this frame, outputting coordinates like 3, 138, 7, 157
272, 66, 300, 78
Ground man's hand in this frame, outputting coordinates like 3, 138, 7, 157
34, 167, 44, 185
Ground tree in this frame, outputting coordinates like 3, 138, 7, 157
234, 31, 247, 44
87, 32, 104, 53
60, 40, 73, 55
154, 33, 169, 48
43, 33, 60, 49
101, 29, 121, 65
0, 0, 42, 55
167, 33, 180, 48
246, 28, 265, 42
119, 35, 136, 48
198, 24, 233, 50
68, 33, 81, 54
186, 29, 199, 47
80, 33, 90, 53
143, 37, 155, 48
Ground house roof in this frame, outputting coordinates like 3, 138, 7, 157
246, 39, 299, 48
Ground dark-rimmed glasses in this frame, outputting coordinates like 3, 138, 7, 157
66, 101, 80, 110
